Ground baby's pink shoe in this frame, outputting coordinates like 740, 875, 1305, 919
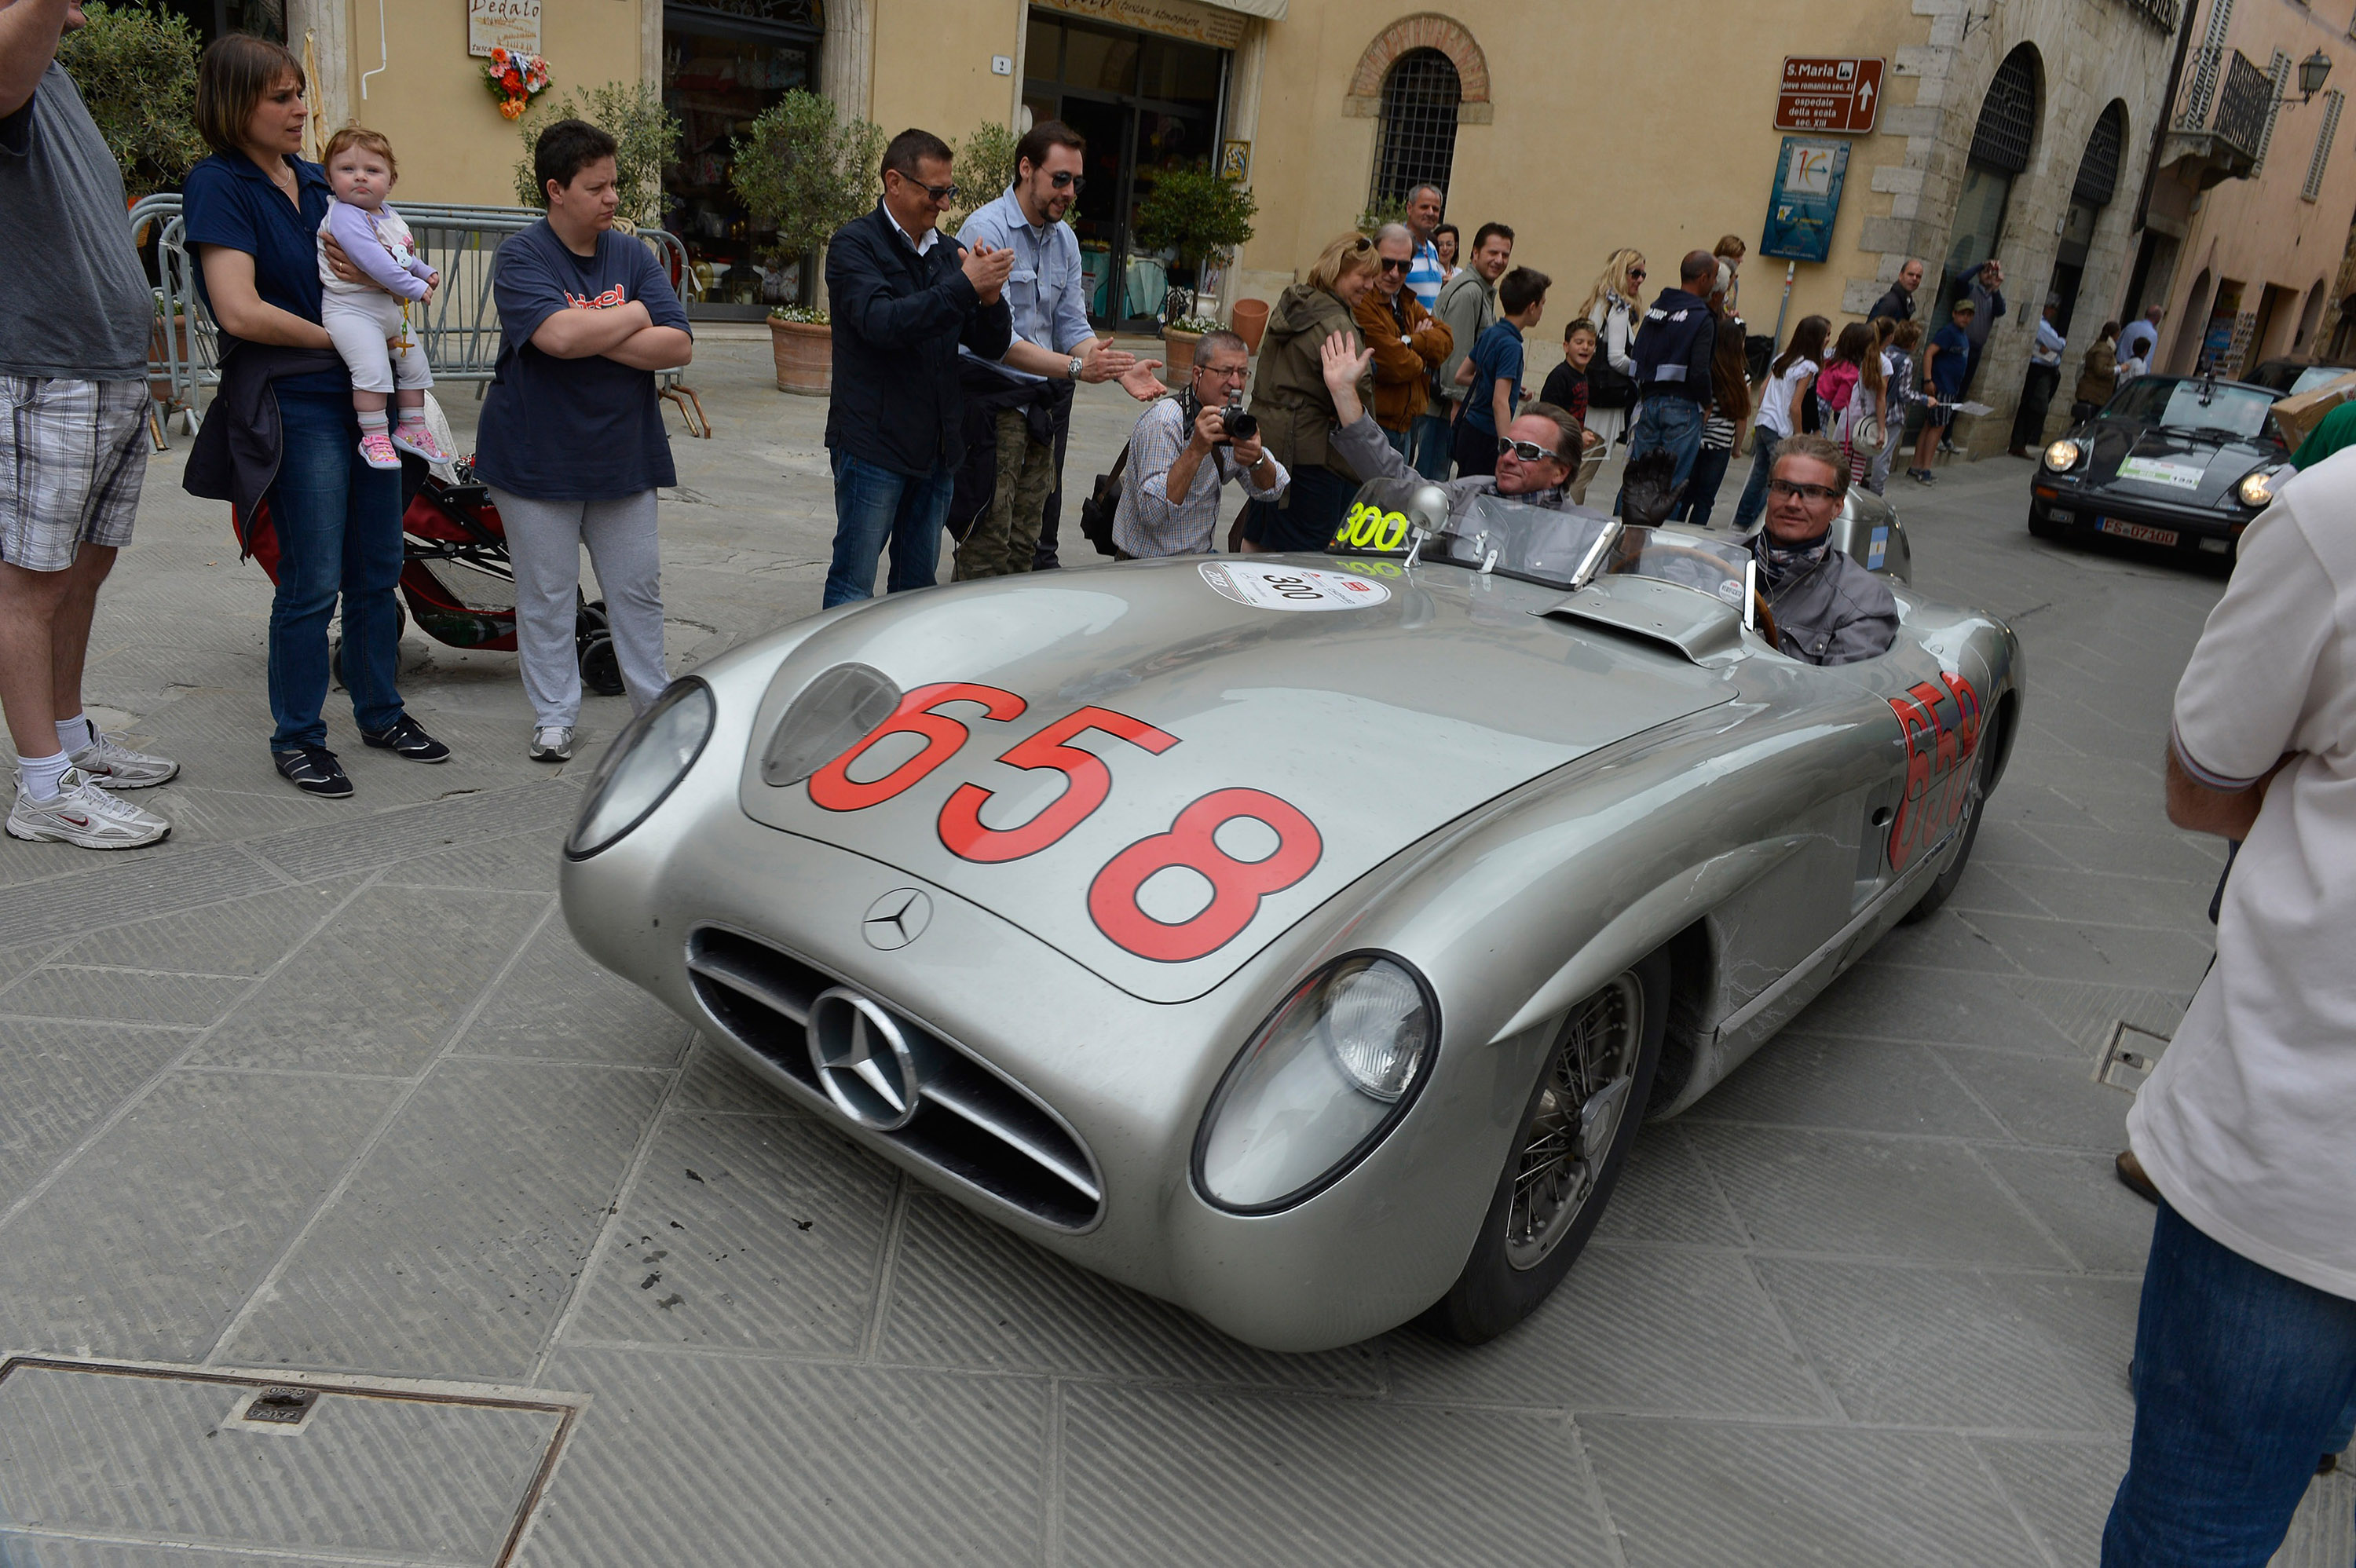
357, 430, 401, 470
391, 422, 449, 462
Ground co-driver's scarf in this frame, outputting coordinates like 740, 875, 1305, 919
1754, 528, 1832, 592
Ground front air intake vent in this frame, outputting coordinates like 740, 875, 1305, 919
686, 927, 1103, 1231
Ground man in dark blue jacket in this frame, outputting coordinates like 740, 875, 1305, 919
1619, 250, 1719, 510
821, 128, 1014, 607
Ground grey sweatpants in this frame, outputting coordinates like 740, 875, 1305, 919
487, 486, 668, 727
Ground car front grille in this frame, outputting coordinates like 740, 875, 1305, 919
685, 926, 1104, 1231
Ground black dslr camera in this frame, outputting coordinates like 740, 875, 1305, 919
1218, 403, 1258, 443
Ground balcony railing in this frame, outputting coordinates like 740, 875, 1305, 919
2116, 0, 2178, 32
2214, 49, 2274, 165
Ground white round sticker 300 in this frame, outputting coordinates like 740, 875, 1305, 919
1198, 561, 1393, 612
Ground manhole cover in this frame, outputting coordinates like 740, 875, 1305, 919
0, 1357, 578, 1565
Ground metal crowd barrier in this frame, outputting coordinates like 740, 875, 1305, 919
134, 198, 705, 446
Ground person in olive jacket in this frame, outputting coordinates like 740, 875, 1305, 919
821, 127, 1013, 608
1239, 231, 1380, 552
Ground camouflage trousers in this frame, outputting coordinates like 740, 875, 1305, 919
954, 408, 1056, 579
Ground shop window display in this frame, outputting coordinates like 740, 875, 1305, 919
664, 24, 816, 318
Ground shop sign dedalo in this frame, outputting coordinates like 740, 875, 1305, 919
469, 0, 541, 60
1033, 0, 1247, 50
1760, 137, 1849, 265
1774, 57, 1884, 135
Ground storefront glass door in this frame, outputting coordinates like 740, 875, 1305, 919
1023, 13, 1225, 329
662, 2, 821, 319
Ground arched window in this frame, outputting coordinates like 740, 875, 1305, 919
1370, 49, 1461, 209
1946, 46, 2041, 291
2052, 101, 2127, 332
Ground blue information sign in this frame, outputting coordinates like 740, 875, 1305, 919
1761, 137, 1850, 265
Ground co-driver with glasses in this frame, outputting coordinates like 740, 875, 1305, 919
1749, 433, 1897, 665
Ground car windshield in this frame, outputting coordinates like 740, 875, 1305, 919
1427, 492, 1616, 590
1421, 497, 1757, 624
2103, 377, 2280, 440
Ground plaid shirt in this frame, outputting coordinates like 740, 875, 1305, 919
1113, 394, 1291, 557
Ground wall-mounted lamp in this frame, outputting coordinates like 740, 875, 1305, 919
2281, 49, 2333, 106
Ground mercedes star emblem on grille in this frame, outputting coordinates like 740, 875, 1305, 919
862, 888, 932, 950
807, 987, 923, 1131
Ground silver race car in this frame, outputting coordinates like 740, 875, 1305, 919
561, 483, 2021, 1351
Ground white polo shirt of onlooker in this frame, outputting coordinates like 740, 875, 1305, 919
2127, 450, 2356, 1299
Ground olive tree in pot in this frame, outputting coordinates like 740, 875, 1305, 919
730, 91, 884, 394
1132, 163, 1257, 375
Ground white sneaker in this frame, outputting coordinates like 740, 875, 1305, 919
68, 726, 180, 788
7, 769, 171, 849
529, 726, 575, 763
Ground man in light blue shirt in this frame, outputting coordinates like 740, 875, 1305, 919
953, 121, 1164, 577
2007, 300, 2069, 455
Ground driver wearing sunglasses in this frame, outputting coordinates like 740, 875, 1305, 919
1317, 328, 1589, 530
1751, 435, 1897, 665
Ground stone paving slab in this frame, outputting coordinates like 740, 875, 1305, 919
0, 345, 2341, 1563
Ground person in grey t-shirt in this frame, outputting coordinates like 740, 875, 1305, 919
0, 0, 180, 851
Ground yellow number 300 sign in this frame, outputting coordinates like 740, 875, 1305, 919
1330, 503, 1410, 553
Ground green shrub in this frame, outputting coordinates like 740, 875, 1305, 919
942, 120, 1017, 236
57, 2, 203, 199
730, 90, 884, 272
1134, 163, 1258, 271
1354, 195, 1409, 236
512, 81, 681, 226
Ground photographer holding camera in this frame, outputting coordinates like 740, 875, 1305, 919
1110, 328, 1287, 559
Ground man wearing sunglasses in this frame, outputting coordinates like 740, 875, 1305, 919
1351, 224, 1452, 466
1318, 329, 1583, 528
1750, 434, 1896, 665
822, 128, 1013, 608
951, 120, 1165, 581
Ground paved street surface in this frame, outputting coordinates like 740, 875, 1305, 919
0, 337, 2347, 1566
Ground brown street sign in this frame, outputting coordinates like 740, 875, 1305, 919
1776, 57, 1886, 134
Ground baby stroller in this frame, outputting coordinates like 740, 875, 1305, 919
230, 456, 623, 696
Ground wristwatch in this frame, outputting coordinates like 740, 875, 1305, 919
1068, 354, 1085, 381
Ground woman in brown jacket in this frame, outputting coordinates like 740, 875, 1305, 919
2073, 321, 2120, 423
1241, 232, 1381, 552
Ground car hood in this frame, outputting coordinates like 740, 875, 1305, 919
734, 558, 1736, 1003
2076, 418, 2277, 507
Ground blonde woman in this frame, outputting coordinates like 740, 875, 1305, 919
1240, 231, 1381, 551
1577, 248, 1646, 448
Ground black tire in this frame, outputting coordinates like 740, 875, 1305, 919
1422, 948, 1670, 1345
579, 596, 610, 636
1900, 725, 1999, 925
579, 631, 624, 696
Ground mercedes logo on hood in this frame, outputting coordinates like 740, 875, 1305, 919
862, 888, 932, 950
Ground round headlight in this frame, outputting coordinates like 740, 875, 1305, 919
2043, 439, 2083, 472
565, 680, 714, 859
1192, 953, 1437, 1214
2237, 469, 2279, 509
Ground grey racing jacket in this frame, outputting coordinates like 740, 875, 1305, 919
1759, 546, 1900, 666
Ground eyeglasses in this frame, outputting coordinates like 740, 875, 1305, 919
1048, 171, 1085, 191
1196, 360, 1249, 381
1767, 478, 1842, 503
893, 173, 960, 203
1497, 437, 1561, 462
1377, 256, 1410, 273
1628, 269, 1648, 282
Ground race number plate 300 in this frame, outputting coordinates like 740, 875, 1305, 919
1199, 562, 1392, 611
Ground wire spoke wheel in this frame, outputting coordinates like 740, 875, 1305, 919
1505, 974, 1641, 1272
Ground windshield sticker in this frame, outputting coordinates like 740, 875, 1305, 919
2118, 455, 2205, 491
1199, 562, 1392, 612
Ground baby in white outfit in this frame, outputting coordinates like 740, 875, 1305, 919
316, 126, 445, 470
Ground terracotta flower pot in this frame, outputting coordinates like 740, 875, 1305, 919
1227, 298, 1268, 355
1162, 329, 1201, 382
770, 317, 832, 395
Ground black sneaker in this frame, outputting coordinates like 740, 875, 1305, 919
275, 746, 353, 797
359, 715, 451, 763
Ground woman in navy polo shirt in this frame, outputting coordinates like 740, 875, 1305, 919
183, 35, 448, 798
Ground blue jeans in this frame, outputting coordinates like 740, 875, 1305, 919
267, 390, 405, 751
823, 452, 952, 609
1624, 396, 1707, 499
1730, 434, 1781, 533
1672, 443, 1735, 528
1410, 410, 1454, 481
2102, 1199, 2356, 1566
1383, 426, 1411, 460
